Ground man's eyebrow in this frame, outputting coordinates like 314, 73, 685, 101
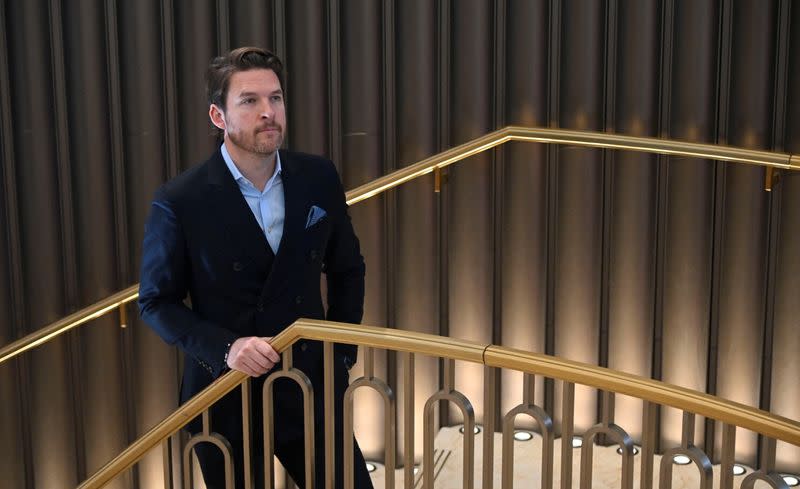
236, 89, 283, 98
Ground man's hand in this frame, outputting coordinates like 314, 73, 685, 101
226, 336, 281, 377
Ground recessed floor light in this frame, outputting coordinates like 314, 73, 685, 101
783, 475, 799, 487
673, 454, 691, 465
514, 431, 533, 441
458, 425, 481, 435
616, 446, 640, 456
365, 462, 377, 472
571, 436, 583, 448
732, 464, 747, 476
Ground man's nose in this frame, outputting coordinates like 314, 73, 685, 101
260, 102, 274, 119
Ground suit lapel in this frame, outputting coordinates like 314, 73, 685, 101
206, 149, 275, 265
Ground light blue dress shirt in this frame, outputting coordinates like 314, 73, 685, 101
221, 144, 285, 254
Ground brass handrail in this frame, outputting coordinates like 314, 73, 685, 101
2, 125, 797, 364
346, 125, 797, 205
0, 284, 139, 364
78, 318, 800, 489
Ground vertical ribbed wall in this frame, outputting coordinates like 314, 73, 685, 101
0, 1, 798, 485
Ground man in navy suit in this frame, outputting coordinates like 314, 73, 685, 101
138, 47, 374, 489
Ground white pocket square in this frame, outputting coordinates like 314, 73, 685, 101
305, 205, 327, 229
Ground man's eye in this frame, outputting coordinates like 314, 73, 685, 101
271, 95, 283, 102
242, 98, 255, 104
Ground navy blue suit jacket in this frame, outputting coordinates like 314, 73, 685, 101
138, 148, 365, 413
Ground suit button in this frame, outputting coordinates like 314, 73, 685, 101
295, 295, 303, 305
256, 300, 264, 312
308, 249, 319, 262
300, 343, 308, 352
232, 261, 243, 272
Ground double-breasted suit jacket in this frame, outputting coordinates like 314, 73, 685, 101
138, 147, 365, 440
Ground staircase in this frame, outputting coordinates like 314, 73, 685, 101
1, 127, 799, 488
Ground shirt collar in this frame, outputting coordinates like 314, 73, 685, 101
221, 143, 282, 191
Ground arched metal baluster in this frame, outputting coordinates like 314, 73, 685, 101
161, 435, 173, 489
403, 352, 415, 489
344, 347, 396, 489
240, 377, 253, 489
182, 410, 236, 489
640, 401, 657, 489
658, 412, 713, 489
578, 407, 634, 489
483, 365, 497, 489
739, 438, 790, 489
263, 347, 315, 489
423, 358, 475, 489
324, 342, 335, 489
560, 382, 575, 489
501, 373, 554, 489
741, 472, 790, 489
760, 436, 777, 472
719, 423, 736, 489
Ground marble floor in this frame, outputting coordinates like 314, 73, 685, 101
367, 426, 763, 489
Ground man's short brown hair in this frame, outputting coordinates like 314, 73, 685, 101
206, 47, 285, 111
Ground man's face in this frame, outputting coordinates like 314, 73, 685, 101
210, 68, 286, 156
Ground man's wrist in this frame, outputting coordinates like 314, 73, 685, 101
222, 341, 233, 369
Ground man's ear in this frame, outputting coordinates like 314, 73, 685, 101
209, 104, 226, 131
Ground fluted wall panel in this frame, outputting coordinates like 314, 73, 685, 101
341, 0, 387, 458
286, 0, 328, 155
394, 0, 439, 460
712, 0, 776, 463
500, 0, 549, 418
553, 0, 605, 433
0, 163, 24, 487
229, 0, 272, 49
64, 0, 129, 486
607, 0, 660, 443
659, 0, 718, 450
8, 0, 79, 487
1, 1, 799, 484
175, 0, 218, 171
773, 0, 800, 467
448, 0, 494, 425
118, 1, 180, 486
0, 0, 26, 485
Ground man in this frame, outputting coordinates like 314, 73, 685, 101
138, 47, 374, 489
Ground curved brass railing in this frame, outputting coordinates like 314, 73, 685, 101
78, 318, 800, 489
1, 126, 797, 366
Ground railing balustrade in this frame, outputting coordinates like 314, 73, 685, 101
77, 319, 800, 489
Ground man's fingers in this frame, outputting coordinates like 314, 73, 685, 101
241, 357, 266, 376
229, 355, 255, 376
230, 359, 256, 377
256, 338, 281, 363
242, 350, 277, 374
242, 339, 279, 368
235, 356, 269, 377
227, 336, 279, 377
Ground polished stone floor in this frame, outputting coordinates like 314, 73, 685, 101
368, 426, 759, 489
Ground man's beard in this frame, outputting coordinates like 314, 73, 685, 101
228, 125, 284, 155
